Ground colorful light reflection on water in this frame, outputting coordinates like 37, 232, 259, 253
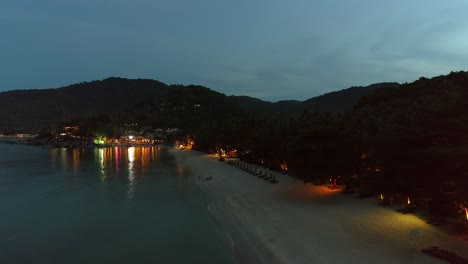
51, 146, 162, 196
92, 147, 160, 179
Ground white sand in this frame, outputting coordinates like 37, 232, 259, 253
170, 149, 468, 264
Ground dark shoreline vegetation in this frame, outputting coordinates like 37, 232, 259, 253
1, 71, 468, 223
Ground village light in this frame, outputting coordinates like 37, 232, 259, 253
93, 137, 105, 145
407, 197, 411, 205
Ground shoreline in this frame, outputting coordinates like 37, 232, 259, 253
169, 149, 468, 264
170, 149, 282, 264
0, 138, 169, 149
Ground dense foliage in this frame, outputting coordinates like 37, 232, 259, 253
352, 72, 468, 217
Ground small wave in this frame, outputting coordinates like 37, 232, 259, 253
225, 229, 236, 251
207, 201, 214, 215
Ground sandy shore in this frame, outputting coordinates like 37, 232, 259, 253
170, 149, 468, 264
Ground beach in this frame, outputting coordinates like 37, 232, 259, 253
170, 149, 468, 264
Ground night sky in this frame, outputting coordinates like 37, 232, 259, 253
1, 0, 468, 101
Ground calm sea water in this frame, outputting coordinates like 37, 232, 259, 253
0, 143, 236, 264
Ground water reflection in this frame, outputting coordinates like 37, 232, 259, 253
50, 148, 58, 169
114, 147, 120, 175
98, 148, 105, 182
127, 147, 135, 199
50, 148, 83, 185
72, 148, 80, 175
51, 147, 162, 193
176, 157, 187, 192
93, 147, 161, 186
61, 148, 68, 171
50, 148, 72, 173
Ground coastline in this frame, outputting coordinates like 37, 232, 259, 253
0, 137, 169, 149
170, 149, 284, 264
169, 149, 468, 264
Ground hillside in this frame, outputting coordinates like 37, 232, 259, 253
351, 71, 468, 205
124, 85, 245, 129
0, 78, 170, 133
227, 82, 399, 118
303, 82, 399, 112
0, 77, 397, 133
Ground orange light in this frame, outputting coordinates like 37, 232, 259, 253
280, 162, 288, 171
380, 194, 384, 200
407, 197, 411, 205
465, 208, 468, 221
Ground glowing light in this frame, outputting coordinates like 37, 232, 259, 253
98, 148, 105, 182
128, 147, 135, 163
300, 185, 342, 198
407, 197, 411, 205
280, 161, 288, 171
129, 135, 134, 140
465, 208, 468, 221
93, 137, 105, 145
127, 147, 135, 199
380, 194, 384, 200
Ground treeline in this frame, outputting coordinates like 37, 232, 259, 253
190, 72, 468, 219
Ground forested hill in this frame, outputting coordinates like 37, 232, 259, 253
0, 78, 170, 133
353, 71, 468, 150
0, 77, 397, 133
347, 71, 468, 206
227, 83, 400, 118
303, 82, 399, 112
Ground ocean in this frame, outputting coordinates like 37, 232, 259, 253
0, 143, 236, 264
